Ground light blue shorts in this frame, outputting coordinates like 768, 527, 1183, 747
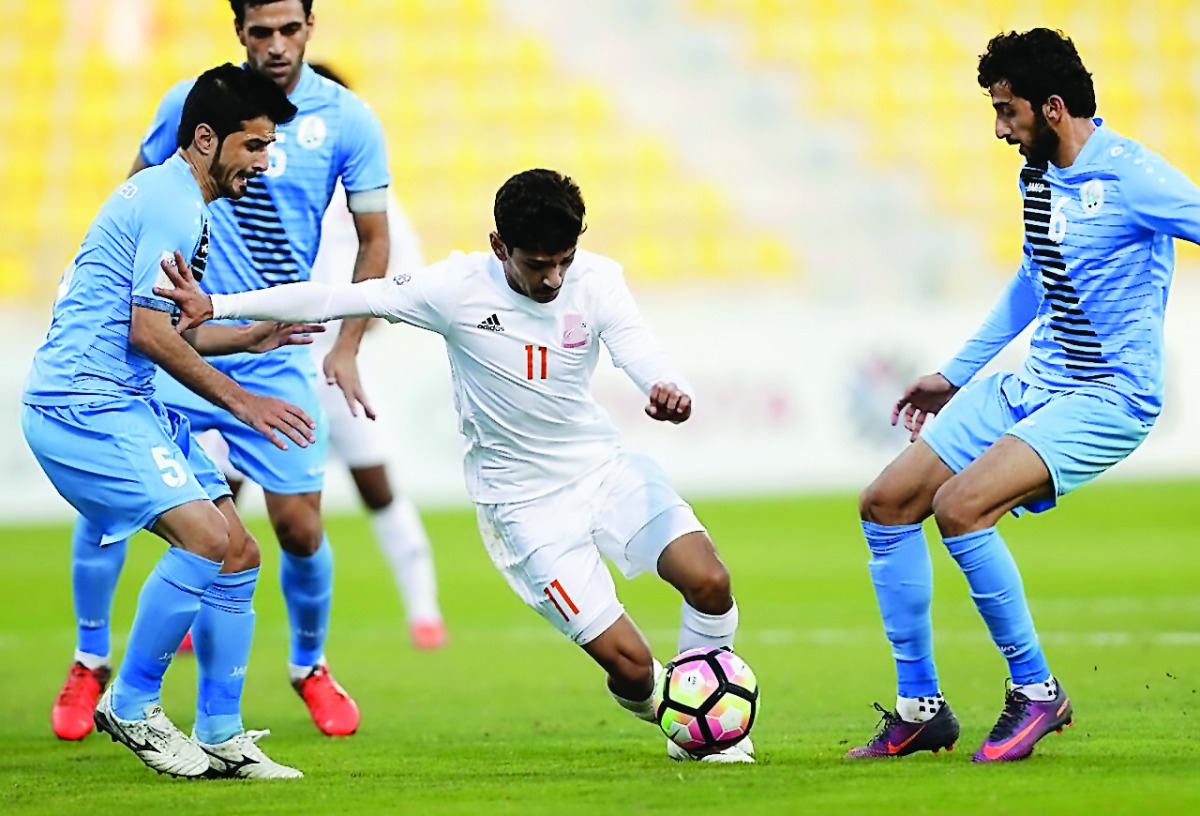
922, 372, 1153, 513
155, 351, 327, 495
22, 396, 230, 545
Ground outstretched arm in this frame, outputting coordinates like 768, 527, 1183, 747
156, 250, 392, 328
157, 249, 459, 336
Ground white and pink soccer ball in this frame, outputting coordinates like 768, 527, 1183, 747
654, 647, 759, 755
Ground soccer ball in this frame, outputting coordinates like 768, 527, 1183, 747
654, 647, 758, 756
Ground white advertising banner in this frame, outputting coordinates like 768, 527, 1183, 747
2, 283, 1198, 522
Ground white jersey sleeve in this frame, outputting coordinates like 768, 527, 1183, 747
593, 267, 693, 396
211, 254, 461, 336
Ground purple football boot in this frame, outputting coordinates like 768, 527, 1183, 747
845, 702, 960, 758
973, 682, 1073, 762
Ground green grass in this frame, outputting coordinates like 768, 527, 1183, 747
2, 481, 1199, 814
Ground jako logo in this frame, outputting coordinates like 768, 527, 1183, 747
1026, 182, 1048, 194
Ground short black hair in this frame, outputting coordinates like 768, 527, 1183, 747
494, 169, 586, 254
309, 62, 349, 89
978, 28, 1096, 117
230, 0, 313, 26
177, 63, 298, 149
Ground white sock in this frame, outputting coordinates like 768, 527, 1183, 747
678, 600, 738, 653
896, 692, 945, 723
1015, 675, 1058, 702
371, 498, 442, 623
75, 650, 110, 670
609, 659, 663, 723
288, 654, 326, 683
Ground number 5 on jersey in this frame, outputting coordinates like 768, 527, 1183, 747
525, 345, 548, 380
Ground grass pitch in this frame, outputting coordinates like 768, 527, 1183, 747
1, 480, 1198, 814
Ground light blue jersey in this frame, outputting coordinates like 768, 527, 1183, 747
140, 64, 389, 302
138, 63, 385, 493
941, 121, 1200, 419
24, 155, 210, 405
22, 154, 227, 543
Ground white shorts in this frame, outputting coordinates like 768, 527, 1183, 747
316, 369, 388, 469
475, 452, 705, 646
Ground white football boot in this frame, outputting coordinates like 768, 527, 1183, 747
93, 687, 209, 777
667, 736, 755, 764
195, 729, 304, 779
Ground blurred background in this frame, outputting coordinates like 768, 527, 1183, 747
2, 0, 1199, 520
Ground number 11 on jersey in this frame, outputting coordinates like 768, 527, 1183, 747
525, 345, 548, 379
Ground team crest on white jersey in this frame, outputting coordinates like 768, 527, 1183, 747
1079, 179, 1105, 216
297, 115, 327, 150
562, 312, 590, 348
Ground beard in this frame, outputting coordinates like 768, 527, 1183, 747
1024, 109, 1061, 166
211, 140, 253, 200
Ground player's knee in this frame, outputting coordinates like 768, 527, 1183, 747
860, 478, 905, 524
860, 476, 930, 526
223, 530, 262, 573
272, 510, 324, 556
359, 485, 393, 512
930, 480, 979, 537
682, 561, 732, 615
184, 518, 231, 563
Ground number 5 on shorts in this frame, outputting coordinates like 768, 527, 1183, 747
152, 446, 187, 488
544, 579, 579, 621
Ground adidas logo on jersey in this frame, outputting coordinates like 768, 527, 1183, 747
477, 314, 505, 332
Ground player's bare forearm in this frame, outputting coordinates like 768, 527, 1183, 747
132, 305, 316, 449
131, 306, 251, 414
183, 322, 323, 356
332, 210, 390, 354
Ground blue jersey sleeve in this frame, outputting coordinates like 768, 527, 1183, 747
139, 80, 193, 167
336, 94, 391, 194
1122, 147, 1200, 246
130, 182, 204, 313
940, 259, 1039, 388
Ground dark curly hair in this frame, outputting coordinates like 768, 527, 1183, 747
494, 169, 587, 254
977, 28, 1095, 117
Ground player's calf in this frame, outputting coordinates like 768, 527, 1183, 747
583, 615, 660, 722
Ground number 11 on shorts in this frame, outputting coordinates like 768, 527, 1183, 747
544, 579, 579, 621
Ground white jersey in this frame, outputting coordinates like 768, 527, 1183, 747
308, 183, 424, 357
213, 249, 689, 503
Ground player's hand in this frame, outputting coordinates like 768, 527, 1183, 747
645, 383, 692, 424
323, 346, 377, 420
232, 392, 316, 450
155, 250, 213, 333
244, 321, 325, 354
892, 373, 959, 442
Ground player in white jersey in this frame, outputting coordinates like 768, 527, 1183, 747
158, 169, 753, 763
198, 62, 447, 650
